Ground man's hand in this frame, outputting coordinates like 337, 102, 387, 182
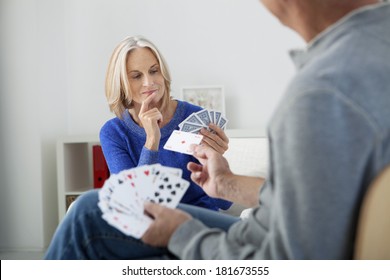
187, 144, 233, 199
188, 144, 264, 207
142, 202, 192, 247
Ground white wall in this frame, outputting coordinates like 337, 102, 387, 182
0, 0, 68, 251
65, 0, 303, 134
0, 0, 304, 252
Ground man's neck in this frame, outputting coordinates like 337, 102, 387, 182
290, 0, 380, 42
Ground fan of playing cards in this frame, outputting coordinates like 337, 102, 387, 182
178, 109, 228, 133
162, 109, 229, 155
98, 164, 189, 238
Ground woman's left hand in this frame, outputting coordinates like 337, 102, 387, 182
199, 123, 229, 154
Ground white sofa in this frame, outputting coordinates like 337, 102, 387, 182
222, 129, 269, 217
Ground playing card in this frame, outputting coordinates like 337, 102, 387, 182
163, 130, 203, 155
195, 109, 211, 127
109, 180, 143, 215
180, 122, 204, 133
209, 110, 215, 124
98, 173, 125, 213
159, 166, 183, 177
179, 113, 205, 128
218, 116, 228, 129
98, 163, 190, 239
145, 172, 190, 208
123, 164, 161, 197
131, 163, 162, 180
102, 208, 152, 238
188, 127, 203, 134
178, 109, 228, 134
214, 111, 222, 126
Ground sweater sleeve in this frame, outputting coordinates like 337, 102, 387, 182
99, 124, 135, 174
168, 91, 377, 259
100, 122, 161, 173
138, 146, 159, 166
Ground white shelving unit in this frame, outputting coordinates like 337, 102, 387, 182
56, 135, 100, 222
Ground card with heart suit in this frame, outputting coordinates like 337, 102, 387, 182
163, 130, 203, 155
98, 164, 189, 238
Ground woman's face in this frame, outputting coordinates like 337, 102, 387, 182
126, 47, 166, 107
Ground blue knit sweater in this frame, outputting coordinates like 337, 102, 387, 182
99, 100, 232, 210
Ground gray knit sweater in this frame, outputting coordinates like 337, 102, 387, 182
168, 2, 390, 259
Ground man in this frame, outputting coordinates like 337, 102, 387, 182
142, 0, 390, 259
45, 0, 390, 259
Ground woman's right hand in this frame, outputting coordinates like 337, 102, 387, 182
139, 93, 163, 151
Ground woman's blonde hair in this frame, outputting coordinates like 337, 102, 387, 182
105, 36, 172, 118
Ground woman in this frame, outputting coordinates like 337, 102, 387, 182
100, 35, 232, 210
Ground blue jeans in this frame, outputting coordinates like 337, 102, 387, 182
44, 189, 239, 259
